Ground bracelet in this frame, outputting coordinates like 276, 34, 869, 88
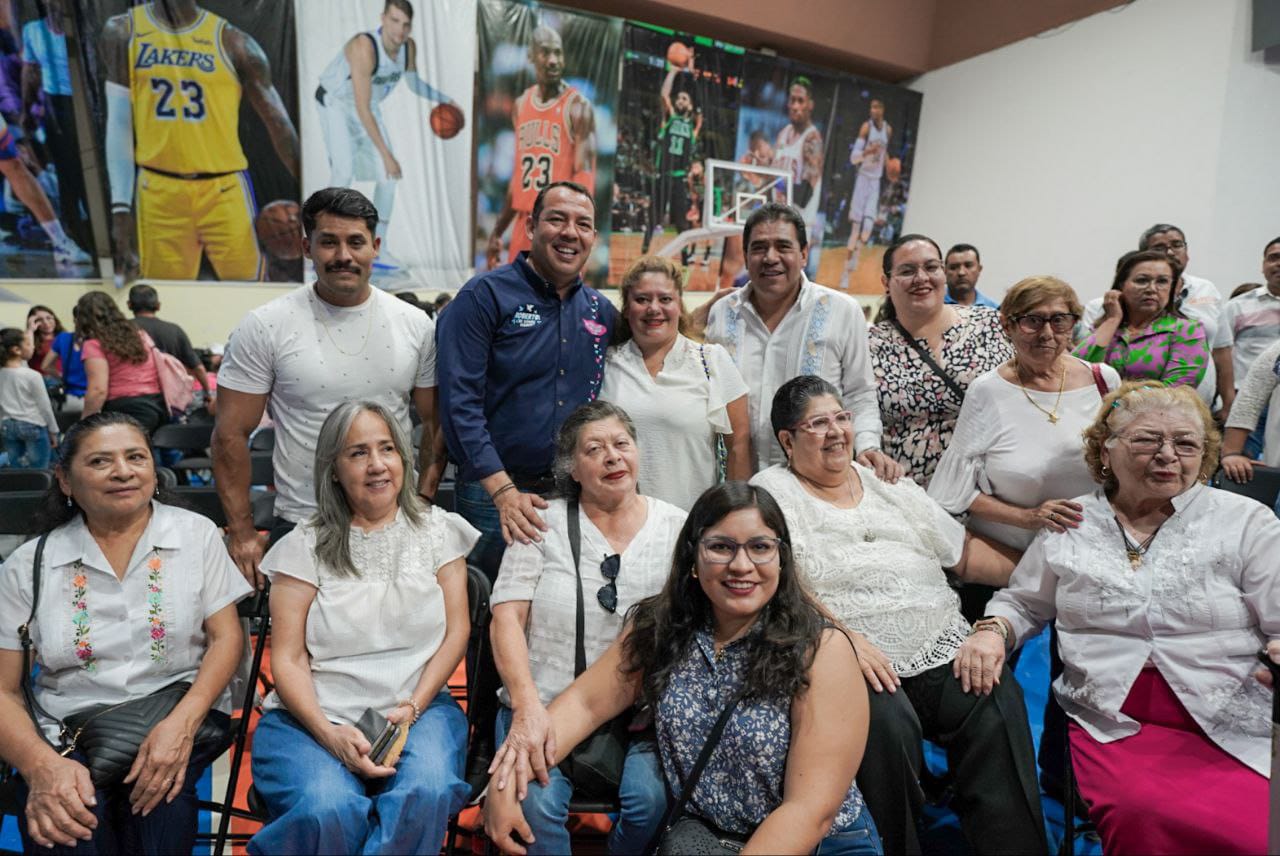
969, 617, 1009, 643
490, 482, 517, 501
396, 697, 421, 723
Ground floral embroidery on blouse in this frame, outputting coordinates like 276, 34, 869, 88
69, 562, 96, 672
1073, 314, 1208, 388
146, 553, 167, 661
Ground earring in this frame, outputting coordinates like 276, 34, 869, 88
65, 494, 73, 508
154, 485, 161, 498
691, 569, 699, 579
1101, 464, 1110, 476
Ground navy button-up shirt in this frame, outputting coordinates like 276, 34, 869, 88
437, 253, 618, 483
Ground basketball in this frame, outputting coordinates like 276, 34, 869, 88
255, 200, 303, 260
886, 157, 902, 182
667, 41, 691, 68
430, 102, 466, 140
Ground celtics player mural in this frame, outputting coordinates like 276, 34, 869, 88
641, 52, 698, 254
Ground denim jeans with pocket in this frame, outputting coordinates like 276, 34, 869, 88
1, 418, 51, 469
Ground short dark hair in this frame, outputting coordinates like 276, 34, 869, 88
1110, 249, 1183, 323
1265, 237, 1280, 256
530, 180, 593, 225
770, 375, 840, 453
869, 96, 884, 107
301, 187, 379, 238
1138, 223, 1184, 250
742, 202, 807, 250
944, 243, 980, 264
0, 327, 25, 357
126, 284, 160, 313
384, 0, 413, 17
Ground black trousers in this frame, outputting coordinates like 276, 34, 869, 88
856, 661, 1047, 856
104, 393, 167, 435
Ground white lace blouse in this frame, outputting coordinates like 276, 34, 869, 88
751, 464, 968, 677
986, 485, 1280, 775
259, 506, 480, 727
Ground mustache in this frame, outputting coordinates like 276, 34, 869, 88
325, 263, 358, 273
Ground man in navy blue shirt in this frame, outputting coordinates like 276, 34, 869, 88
437, 180, 615, 776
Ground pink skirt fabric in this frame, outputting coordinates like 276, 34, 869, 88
1069, 667, 1268, 856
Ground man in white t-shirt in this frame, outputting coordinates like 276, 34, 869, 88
1217, 237, 1280, 430
212, 187, 438, 588
704, 202, 903, 481
1080, 223, 1227, 408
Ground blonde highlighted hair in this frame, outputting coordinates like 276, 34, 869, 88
1081, 381, 1220, 493
614, 255, 694, 344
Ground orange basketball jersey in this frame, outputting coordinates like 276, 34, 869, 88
510, 84, 586, 216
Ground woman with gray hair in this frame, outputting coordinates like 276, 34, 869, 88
488, 400, 686, 854
247, 402, 477, 855
954, 382, 1280, 855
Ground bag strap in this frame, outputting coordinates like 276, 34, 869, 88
568, 499, 587, 678
890, 318, 966, 405
697, 344, 711, 381
1090, 363, 1109, 397
18, 534, 62, 747
650, 687, 748, 849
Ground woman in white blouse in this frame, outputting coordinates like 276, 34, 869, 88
750, 375, 1045, 856
956, 382, 1280, 855
249, 402, 477, 855
0, 412, 250, 854
929, 276, 1120, 615
600, 255, 750, 510
488, 400, 686, 855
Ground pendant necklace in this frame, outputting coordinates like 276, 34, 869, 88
1114, 517, 1163, 570
1015, 359, 1067, 424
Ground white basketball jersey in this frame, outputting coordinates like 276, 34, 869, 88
859, 120, 889, 179
773, 123, 822, 219
319, 29, 405, 109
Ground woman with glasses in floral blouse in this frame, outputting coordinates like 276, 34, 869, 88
487, 401, 686, 855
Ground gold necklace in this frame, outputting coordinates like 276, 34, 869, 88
1014, 359, 1067, 424
314, 291, 375, 357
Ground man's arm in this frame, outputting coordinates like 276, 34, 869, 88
802, 127, 823, 186
412, 386, 443, 499
211, 387, 269, 588
567, 94, 596, 189
403, 39, 453, 105
100, 14, 138, 282
849, 120, 869, 165
485, 100, 521, 269
224, 26, 299, 178
1214, 346, 1235, 418
658, 65, 677, 117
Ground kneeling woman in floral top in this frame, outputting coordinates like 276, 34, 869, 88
485, 482, 881, 855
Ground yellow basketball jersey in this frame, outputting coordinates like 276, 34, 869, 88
127, 4, 246, 174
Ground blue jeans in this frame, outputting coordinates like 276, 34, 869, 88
248, 692, 469, 855
15, 712, 228, 855
496, 705, 668, 855
454, 480, 508, 585
1, 418, 51, 469
816, 809, 882, 855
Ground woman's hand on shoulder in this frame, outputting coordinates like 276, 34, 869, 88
1023, 499, 1084, 533
320, 723, 396, 780
856, 449, 904, 484
22, 754, 97, 848
952, 625, 1007, 695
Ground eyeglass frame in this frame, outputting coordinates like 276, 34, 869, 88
696, 536, 786, 566
788, 409, 854, 435
1011, 312, 1080, 334
1112, 432, 1205, 457
889, 260, 946, 281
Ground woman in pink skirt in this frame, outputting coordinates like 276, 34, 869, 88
953, 381, 1280, 855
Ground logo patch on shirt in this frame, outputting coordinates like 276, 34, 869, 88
582, 319, 607, 337
509, 304, 543, 329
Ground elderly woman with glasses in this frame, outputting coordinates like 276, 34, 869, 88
870, 233, 1012, 487
1074, 249, 1209, 389
954, 382, 1280, 855
751, 376, 1046, 856
488, 400, 687, 854
930, 276, 1120, 617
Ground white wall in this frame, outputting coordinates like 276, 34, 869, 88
904, 0, 1278, 304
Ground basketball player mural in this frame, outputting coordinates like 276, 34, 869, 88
641, 52, 700, 254
101, 0, 299, 282
485, 24, 596, 269
316, 0, 463, 271
773, 75, 823, 274
839, 96, 892, 288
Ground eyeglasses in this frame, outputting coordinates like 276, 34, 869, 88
891, 261, 945, 281
1126, 275, 1173, 291
597, 554, 620, 613
1013, 313, 1079, 334
698, 537, 783, 565
791, 410, 853, 435
1115, 432, 1204, 457
1149, 240, 1187, 252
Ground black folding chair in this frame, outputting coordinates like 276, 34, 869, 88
445, 565, 495, 855
151, 422, 215, 484
0, 492, 44, 536
170, 486, 227, 527
0, 469, 53, 493
249, 452, 275, 488
1213, 464, 1280, 510
249, 427, 275, 452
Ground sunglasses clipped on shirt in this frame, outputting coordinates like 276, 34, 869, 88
597, 553, 620, 613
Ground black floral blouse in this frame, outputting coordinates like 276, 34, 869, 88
869, 306, 1012, 487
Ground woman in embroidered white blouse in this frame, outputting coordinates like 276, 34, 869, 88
248, 402, 477, 855
600, 255, 751, 510
956, 382, 1280, 856
0, 412, 250, 854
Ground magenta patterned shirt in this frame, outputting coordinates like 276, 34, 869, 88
1073, 314, 1208, 388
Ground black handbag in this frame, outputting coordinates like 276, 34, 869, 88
556, 499, 631, 799
649, 688, 749, 855
16, 534, 232, 789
